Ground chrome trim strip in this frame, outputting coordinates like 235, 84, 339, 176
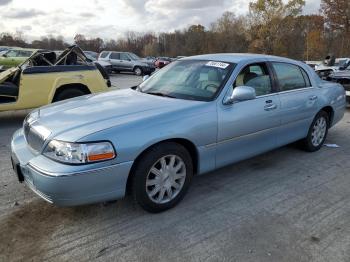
277, 86, 315, 95
27, 161, 133, 178
204, 126, 277, 148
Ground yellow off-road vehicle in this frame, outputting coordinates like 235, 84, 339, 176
0, 45, 111, 112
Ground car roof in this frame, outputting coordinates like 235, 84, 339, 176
183, 53, 299, 64
102, 51, 130, 54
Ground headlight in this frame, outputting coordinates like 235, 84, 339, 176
43, 140, 116, 164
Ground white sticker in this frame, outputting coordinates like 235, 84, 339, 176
206, 61, 229, 69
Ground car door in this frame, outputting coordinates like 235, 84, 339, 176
270, 62, 319, 146
120, 53, 134, 71
109, 52, 121, 70
216, 62, 281, 168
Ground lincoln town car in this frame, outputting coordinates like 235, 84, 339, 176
11, 54, 346, 212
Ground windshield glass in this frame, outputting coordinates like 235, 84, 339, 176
129, 53, 140, 60
335, 59, 348, 67
139, 60, 234, 101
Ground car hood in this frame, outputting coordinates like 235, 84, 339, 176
34, 88, 204, 141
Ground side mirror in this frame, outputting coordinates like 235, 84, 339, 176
224, 86, 256, 105
143, 75, 150, 81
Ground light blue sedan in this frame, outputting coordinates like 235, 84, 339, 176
11, 54, 346, 212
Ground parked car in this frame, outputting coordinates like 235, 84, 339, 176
327, 70, 350, 104
98, 51, 155, 76
0, 45, 111, 111
10, 54, 346, 212
0, 46, 11, 57
155, 57, 172, 68
84, 51, 113, 74
0, 48, 36, 70
305, 60, 321, 70
315, 56, 350, 79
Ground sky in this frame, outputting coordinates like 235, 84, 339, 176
0, 0, 321, 42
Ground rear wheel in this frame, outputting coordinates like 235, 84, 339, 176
54, 89, 86, 102
132, 142, 193, 213
301, 111, 329, 152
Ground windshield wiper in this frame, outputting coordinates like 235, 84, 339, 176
145, 92, 176, 98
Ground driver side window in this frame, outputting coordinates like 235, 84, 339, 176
234, 63, 272, 96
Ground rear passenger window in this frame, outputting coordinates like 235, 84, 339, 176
18, 51, 32, 57
110, 52, 120, 59
272, 63, 309, 91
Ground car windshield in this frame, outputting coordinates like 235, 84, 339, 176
129, 53, 140, 60
139, 60, 235, 101
335, 59, 348, 67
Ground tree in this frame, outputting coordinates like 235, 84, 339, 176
248, 0, 305, 55
321, 0, 350, 56
0, 33, 27, 47
210, 12, 249, 53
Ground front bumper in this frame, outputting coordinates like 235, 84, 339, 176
10, 129, 133, 206
143, 66, 156, 74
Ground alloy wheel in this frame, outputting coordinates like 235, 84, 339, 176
311, 116, 327, 147
146, 155, 186, 204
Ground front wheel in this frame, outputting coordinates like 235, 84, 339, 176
301, 111, 329, 152
133, 67, 143, 76
132, 142, 193, 213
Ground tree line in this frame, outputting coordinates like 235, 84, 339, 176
0, 0, 349, 61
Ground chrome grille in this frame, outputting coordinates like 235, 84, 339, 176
24, 123, 46, 152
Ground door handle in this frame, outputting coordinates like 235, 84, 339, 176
264, 104, 277, 111
309, 95, 318, 101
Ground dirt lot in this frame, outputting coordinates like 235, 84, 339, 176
0, 76, 349, 261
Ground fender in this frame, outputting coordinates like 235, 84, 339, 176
48, 75, 89, 103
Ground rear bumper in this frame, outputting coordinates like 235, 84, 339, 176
11, 129, 133, 206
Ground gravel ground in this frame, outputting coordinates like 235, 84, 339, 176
0, 76, 349, 261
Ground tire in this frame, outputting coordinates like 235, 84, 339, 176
133, 67, 143, 76
54, 89, 86, 102
301, 111, 329, 152
132, 142, 193, 213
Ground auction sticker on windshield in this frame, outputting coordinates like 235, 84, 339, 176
206, 61, 229, 69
